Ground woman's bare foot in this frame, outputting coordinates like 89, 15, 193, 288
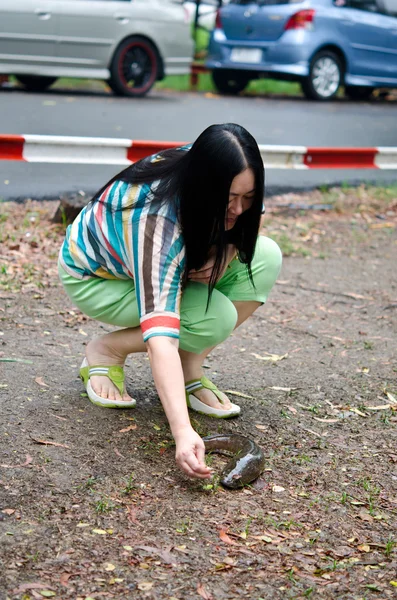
189, 385, 233, 411
85, 338, 133, 403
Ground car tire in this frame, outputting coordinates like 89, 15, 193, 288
345, 86, 374, 101
108, 36, 159, 98
16, 75, 57, 92
212, 70, 250, 95
301, 51, 342, 101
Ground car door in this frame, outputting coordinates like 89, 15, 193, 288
379, 0, 397, 80
0, 0, 57, 69
336, 0, 394, 78
51, 0, 148, 72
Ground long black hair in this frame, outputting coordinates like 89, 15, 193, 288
92, 123, 264, 295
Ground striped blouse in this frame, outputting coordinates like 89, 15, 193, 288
59, 178, 185, 343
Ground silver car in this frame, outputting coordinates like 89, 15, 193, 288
0, 0, 194, 97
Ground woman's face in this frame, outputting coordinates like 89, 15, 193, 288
226, 168, 255, 231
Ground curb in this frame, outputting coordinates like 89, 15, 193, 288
1, 134, 397, 169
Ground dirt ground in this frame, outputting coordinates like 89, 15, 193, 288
0, 185, 396, 600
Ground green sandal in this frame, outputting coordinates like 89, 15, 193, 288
79, 358, 136, 409
185, 376, 240, 418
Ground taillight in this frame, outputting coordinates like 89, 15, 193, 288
215, 9, 223, 29
285, 9, 315, 30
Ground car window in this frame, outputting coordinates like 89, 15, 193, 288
333, 0, 380, 12
382, 0, 397, 16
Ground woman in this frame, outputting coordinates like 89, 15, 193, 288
58, 123, 282, 481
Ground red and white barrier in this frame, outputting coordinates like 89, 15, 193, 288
0, 134, 396, 169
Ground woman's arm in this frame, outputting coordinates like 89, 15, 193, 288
146, 336, 212, 480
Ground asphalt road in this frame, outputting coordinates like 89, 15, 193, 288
1, 86, 397, 200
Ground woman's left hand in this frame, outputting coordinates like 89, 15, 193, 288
188, 245, 236, 284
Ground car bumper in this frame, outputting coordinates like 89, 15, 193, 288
206, 31, 315, 78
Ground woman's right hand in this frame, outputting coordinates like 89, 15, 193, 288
174, 426, 213, 480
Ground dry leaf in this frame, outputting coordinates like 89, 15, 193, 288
350, 408, 367, 417
119, 424, 137, 433
224, 390, 254, 399
197, 582, 213, 600
78, 328, 87, 336
366, 404, 392, 411
104, 563, 116, 571
357, 511, 373, 522
137, 582, 153, 591
92, 529, 108, 535
386, 392, 396, 403
31, 438, 70, 448
272, 485, 285, 493
357, 544, 371, 552
2, 508, 15, 515
313, 417, 340, 423
251, 352, 288, 362
219, 529, 239, 545
255, 424, 267, 431
269, 386, 296, 392
0, 454, 33, 469
35, 376, 49, 387
13, 584, 55, 594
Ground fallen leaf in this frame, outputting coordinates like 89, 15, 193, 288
269, 386, 296, 392
137, 582, 153, 591
35, 377, 49, 387
31, 438, 70, 448
386, 392, 396, 404
390, 581, 397, 587
255, 424, 267, 431
13, 583, 55, 594
357, 544, 371, 552
114, 447, 125, 458
2, 508, 15, 515
272, 485, 285, 493
197, 582, 213, 599
104, 563, 116, 571
350, 408, 367, 417
357, 511, 373, 522
313, 417, 340, 423
78, 328, 87, 336
119, 424, 137, 433
223, 390, 254, 399
366, 404, 392, 411
0, 454, 33, 469
123, 545, 133, 551
40, 592, 56, 598
251, 352, 288, 362
92, 529, 108, 535
219, 530, 239, 545
153, 424, 161, 431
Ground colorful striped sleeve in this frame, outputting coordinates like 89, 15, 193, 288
124, 190, 185, 343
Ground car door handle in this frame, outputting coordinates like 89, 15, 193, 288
35, 9, 51, 20
114, 15, 130, 24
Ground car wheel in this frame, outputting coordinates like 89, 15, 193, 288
301, 51, 342, 101
212, 70, 250, 95
345, 86, 374, 101
108, 36, 158, 98
16, 75, 57, 92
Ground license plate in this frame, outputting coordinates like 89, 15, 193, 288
230, 48, 262, 64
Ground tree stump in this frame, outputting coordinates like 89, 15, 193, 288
51, 193, 88, 225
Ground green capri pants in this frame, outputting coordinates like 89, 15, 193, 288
59, 235, 282, 355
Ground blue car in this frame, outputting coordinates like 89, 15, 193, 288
206, 0, 397, 100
